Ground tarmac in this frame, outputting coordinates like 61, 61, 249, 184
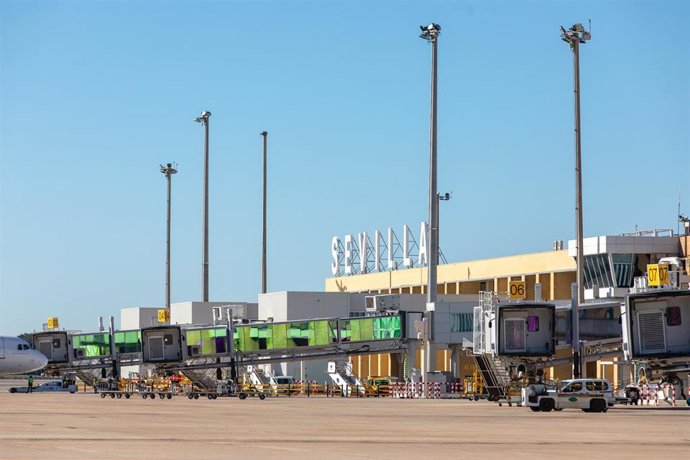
1, 382, 689, 459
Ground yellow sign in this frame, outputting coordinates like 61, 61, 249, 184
47, 317, 59, 329
509, 281, 526, 299
647, 264, 669, 287
157, 309, 170, 323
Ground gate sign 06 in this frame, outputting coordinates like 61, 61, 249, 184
647, 264, 669, 287
509, 281, 526, 299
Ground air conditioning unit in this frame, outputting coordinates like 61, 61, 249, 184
189, 346, 200, 357
365, 294, 401, 312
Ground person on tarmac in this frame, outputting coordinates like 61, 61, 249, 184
28, 375, 34, 393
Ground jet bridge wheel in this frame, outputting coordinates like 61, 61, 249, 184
259, 394, 266, 400
530, 407, 541, 412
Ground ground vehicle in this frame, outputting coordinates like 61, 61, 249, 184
9, 379, 76, 394
521, 378, 615, 413
366, 376, 397, 395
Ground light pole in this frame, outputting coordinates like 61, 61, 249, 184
420, 22, 441, 306
420, 22, 441, 395
195, 110, 211, 302
160, 163, 178, 310
260, 131, 268, 294
561, 23, 590, 379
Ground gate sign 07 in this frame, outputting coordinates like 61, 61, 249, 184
647, 264, 669, 287
509, 281, 526, 299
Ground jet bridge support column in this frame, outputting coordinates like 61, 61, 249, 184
450, 346, 461, 379
407, 341, 418, 379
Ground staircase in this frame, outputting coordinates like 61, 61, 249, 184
183, 368, 219, 390
328, 361, 365, 396
473, 355, 510, 400
248, 367, 276, 392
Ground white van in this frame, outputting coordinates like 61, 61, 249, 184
522, 378, 616, 413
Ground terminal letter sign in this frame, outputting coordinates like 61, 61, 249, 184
331, 222, 429, 276
647, 264, 669, 287
47, 317, 59, 330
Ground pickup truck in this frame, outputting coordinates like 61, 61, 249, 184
522, 378, 616, 413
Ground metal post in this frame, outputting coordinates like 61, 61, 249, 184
195, 111, 212, 302
260, 131, 268, 294
560, 24, 590, 307
420, 22, 441, 397
160, 163, 177, 310
426, 30, 439, 306
573, 38, 584, 307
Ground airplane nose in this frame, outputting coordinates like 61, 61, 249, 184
34, 352, 48, 370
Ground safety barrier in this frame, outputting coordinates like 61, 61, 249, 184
640, 384, 659, 406
660, 383, 676, 407
390, 382, 450, 399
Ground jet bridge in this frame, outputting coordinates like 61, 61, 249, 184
472, 292, 557, 399
137, 312, 407, 389
622, 289, 690, 372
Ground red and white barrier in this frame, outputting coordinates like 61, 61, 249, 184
661, 383, 676, 407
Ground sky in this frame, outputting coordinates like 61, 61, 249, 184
1, 0, 688, 335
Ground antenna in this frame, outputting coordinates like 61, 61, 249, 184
678, 187, 681, 236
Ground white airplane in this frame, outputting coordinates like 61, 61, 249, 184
0, 336, 48, 375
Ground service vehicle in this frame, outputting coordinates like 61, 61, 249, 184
9, 379, 77, 394
522, 378, 615, 413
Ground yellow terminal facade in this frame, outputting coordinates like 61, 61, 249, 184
325, 231, 690, 386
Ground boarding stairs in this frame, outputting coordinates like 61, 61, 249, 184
473, 355, 510, 400
183, 368, 220, 391
328, 361, 366, 396
248, 366, 277, 393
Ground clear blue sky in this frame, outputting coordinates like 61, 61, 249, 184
1, 0, 688, 335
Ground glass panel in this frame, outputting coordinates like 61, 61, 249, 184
114, 330, 141, 354
72, 333, 111, 358
666, 306, 681, 326
612, 253, 635, 288
583, 254, 614, 289
186, 327, 227, 356
527, 316, 539, 332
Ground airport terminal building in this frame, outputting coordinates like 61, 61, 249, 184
324, 229, 689, 384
